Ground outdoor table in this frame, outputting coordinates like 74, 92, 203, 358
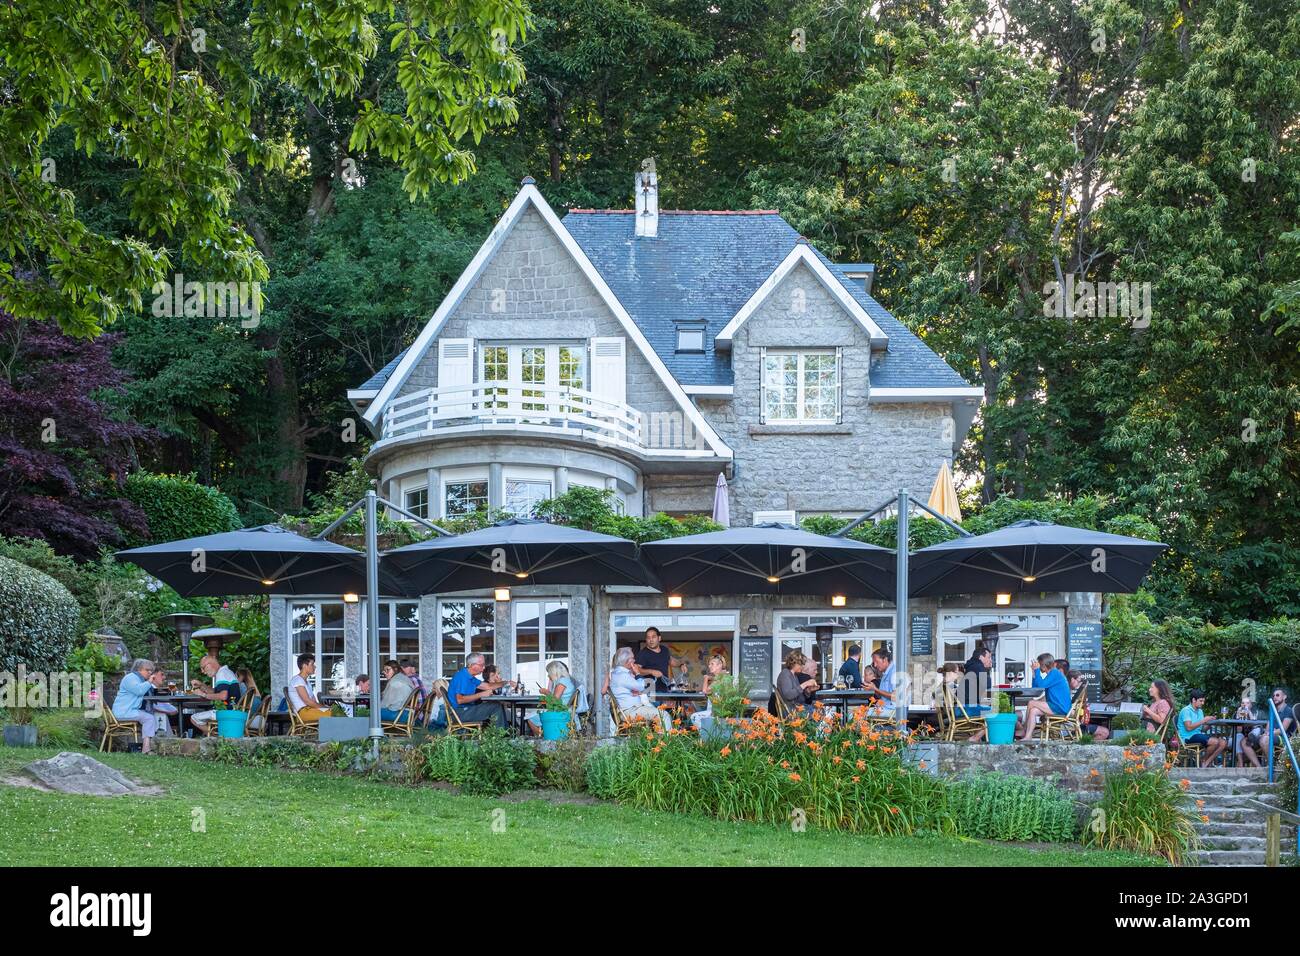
652, 690, 707, 713
1206, 718, 1268, 767
145, 694, 212, 737
815, 688, 887, 721
490, 694, 542, 734
996, 687, 1044, 706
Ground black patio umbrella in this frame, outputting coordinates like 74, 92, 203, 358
381, 518, 654, 592
116, 524, 409, 597
640, 523, 896, 598
908, 520, 1167, 597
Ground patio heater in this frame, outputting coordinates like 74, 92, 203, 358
192, 626, 240, 659
158, 612, 213, 687
794, 621, 851, 686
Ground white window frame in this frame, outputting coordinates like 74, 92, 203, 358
436, 598, 497, 677
443, 475, 489, 519
753, 509, 796, 526
608, 610, 740, 687
512, 599, 570, 679
676, 327, 705, 352
359, 600, 421, 674
403, 486, 429, 520
760, 348, 841, 424
479, 342, 586, 394
288, 600, 346, 695
504, 477, 553, 517
937, 610, 1064, 687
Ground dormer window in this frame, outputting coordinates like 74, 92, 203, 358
676, 326, 705, 353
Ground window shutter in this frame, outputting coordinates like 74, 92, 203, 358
590, 337, 626, 407
438, 338, 474, 415
758, 346, 767, 425
835, 346, 844, 424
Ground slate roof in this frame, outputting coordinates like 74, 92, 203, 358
355, 206, 973, 394
355, 349, 407, 392
563, 209, 972, 390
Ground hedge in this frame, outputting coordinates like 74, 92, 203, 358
0, 556, 81, 672
123, 472, 242, 545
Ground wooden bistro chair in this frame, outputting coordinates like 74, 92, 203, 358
100, 710, 141, 753
382, 689, 421, 738
940, 685, 986, 742
285, 687, 319, 740
607, 694, 632, 736
248, 693, 274, 737
771, 686, 793, 720
1039, 682, 1088, 741
440, 686, 486, 739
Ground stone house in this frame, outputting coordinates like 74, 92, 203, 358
266, 170, 1101, 733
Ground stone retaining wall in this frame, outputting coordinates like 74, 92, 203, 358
906, 741, 1167, 802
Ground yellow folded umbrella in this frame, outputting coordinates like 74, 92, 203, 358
927, 461, 962, 523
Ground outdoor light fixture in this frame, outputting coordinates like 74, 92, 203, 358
995, 592, 1012, 606
260, 578, 276, 586
766, 575, 780, 584
494, 587, 511, 602
831, 594, 847, 607
514, 571, 529, 579
667, 594, 683, 608
1022, 575, 1037, 583
342, 592, 359, 603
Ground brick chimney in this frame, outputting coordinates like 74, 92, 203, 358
635, 158, 658, 238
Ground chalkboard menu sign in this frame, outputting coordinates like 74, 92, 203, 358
738, 637, 773, 693
1067, 622, 1103, 703
910, 613, 933, 656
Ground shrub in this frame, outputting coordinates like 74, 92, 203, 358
66, 639, 126, 674
0, 556, 80, 672
34, 710, 94, 749
585, 743, 636, 799
947, 771, 1078, 843
1082, 747, 1198, 864
1109, 712, 1142, 731
122, 472, 242, 545
1278, 736, 1299, 814
419, 729, 536, 795
537, 736, 591, 792
618, 707, 953, 835
706, 673, 751, 720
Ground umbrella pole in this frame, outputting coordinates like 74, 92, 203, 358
895, 489, 909, 722
365, 490, 384, 759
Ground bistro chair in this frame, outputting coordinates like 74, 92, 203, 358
439, 686, 485, 739
285, 687, 319, 740
607, 694, 631, 736
1173, 739, 1203, 768
771, 686, 793, 720
939, 685, 986, 742
1039, 683, 1088, 741
100, 710, 141, 753
382, 689, 421, 738
248, 693, 273, 737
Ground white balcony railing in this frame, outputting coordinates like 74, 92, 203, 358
382, 380, 643, 447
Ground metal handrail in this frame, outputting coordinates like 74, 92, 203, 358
1266, 697, 1300, 816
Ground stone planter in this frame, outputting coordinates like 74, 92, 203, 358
3, 724, 38, 747
318, 717, 370, 742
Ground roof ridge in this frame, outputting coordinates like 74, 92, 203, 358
565, 209, 781, 215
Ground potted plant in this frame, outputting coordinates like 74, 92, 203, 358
984, 692, 1017, 745
538, 689, 571, 741
318, 702, 369, 742
2, 684, 38, 747
699, 673, 750, 741
213, 700, 248, 739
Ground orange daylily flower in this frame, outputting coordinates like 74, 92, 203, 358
789, 772, 802, 782
720, 745, 731, 758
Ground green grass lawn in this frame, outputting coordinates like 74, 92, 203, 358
0, 746, 1160, 866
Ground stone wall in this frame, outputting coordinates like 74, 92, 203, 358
691, 260, 953, 522
908, 741, 1167, 803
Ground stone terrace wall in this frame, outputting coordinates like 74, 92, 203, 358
906, 741, 1167, 803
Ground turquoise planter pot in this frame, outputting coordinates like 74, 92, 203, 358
984, 712, 1017, 745
215, 710, 248, 739
539, 710, 570, 741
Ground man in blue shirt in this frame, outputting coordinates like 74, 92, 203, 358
1017, 653, 1072, 740
837, 645, 863, 689
448, 652, 506, 728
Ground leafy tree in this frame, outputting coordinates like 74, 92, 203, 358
122, 471, 244, 545
0, 307, 149, 556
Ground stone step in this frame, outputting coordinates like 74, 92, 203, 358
1179, 766, 1268, 776
1192, 849, 1270, 866
1192, 793, 1281, 809
1195, 834, 1268, 851
1182, 777, 1275, 791
1194, 806, 1284, 824
1197, 820, 1297, 837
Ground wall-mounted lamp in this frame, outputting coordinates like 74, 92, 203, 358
667, 594, 683, 609
342, 592, 360, 603
494, 587, 511, 602
995, 592, 1012, 607
831, 594, 847, 608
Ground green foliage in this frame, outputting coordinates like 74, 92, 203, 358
1109, 713, 1142, 732
32, 710, 94, 749
1278, 737, 1299, 815
0, 556, 80, 673
1083, 758, 1198, 865
123, 472, 243, 546
584, 743, 637, 800
947, 771, 1078, 843
536, 736, 592, 792
419, 728, 536, 795
65, 640, 126, 675
209, 598, 272, 694
533, 485, 721, 542
706, 673, 751, 720
993, 693, 1013, 715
